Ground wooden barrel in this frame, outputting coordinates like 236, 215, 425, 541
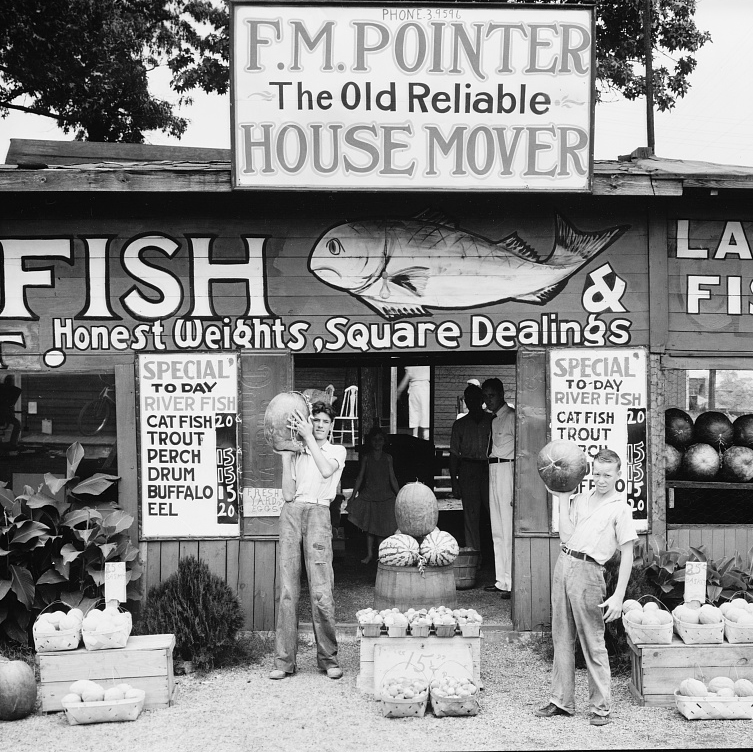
374, 563, 457, 611
453, 549, 479, 590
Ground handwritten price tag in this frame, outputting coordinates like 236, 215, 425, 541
104, 562, 127, 603
684, 561, 707, 605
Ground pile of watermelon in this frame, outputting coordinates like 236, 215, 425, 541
666, 408, 753, 482
378, 528, 460, 568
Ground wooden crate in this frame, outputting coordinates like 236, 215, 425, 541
356, 634, 481, 696
628, 634, 753, 707
37, 633, 176, 713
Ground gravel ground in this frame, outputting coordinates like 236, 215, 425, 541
2, 634, 750, 752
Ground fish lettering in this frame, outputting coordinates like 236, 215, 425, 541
308, 211, 629, 319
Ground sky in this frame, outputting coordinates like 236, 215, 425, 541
0, 0, 751, 166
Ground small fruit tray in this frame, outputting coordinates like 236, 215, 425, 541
387, 626, 407, 638
430, 689, 480, 717
621, 614, 673, 645
381, 694, 428, 718
459, 623, 481, 638
674, 690, 753, 721
81, 611, 133, 650
673, 616, 724, 645
33, 603, 84, 653
409, 624, 430, 638
434, 624, 457, 637
359, 624, 383, 638
62, 689, 146, 725
724, 618, 753, 644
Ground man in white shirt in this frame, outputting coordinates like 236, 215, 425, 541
482, 378, 514, 598
269, 402, 346, 681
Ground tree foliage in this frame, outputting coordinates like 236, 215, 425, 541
0, 0, 227, 142
501, 0, 710, 112
0, 0, 709, 143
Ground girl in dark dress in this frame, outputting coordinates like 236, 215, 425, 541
347, 427, 400, 563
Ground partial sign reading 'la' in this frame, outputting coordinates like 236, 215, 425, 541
138, 353, 240, 539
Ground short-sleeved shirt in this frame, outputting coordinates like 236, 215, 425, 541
566, 491, 638, 565
292, 441, 347, 506
489, 403, 515, 460
450, 412, 493, 461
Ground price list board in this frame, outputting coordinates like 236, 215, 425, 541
549, 348, 648, 532
138, 353, 240, 538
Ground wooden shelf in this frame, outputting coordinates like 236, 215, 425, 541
667, 480, 753, 491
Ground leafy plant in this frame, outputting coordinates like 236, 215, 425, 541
135, 556, 244, 671
0, 442, 141, 645
636, 535, 753, 606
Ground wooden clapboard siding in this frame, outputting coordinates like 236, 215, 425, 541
140, 538, 280, 631
668, 526, 753, 560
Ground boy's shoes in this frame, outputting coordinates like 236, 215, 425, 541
326, 667, 343, 680
483, 585, 511, 598
589, 713, 611, 726
534, 703, 571, 718
268, 669, 292, 680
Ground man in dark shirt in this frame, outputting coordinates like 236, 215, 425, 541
449, 384, 492, 554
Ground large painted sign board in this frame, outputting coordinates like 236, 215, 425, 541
231, 2, 595, 191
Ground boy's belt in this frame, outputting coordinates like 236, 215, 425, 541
561, 545, 601, 566
488, 457, 514, 464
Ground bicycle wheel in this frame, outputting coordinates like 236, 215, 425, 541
77, 398, 111, 436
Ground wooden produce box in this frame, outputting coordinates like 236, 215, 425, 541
37, 633, 176, 713
357, 634, 481, 697
628, 634, 753, 707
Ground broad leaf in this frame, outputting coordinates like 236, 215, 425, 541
0, 579, 11, 600
74, 528, 97, 545
9, 564, 34, 608
2, 615, 29, 645
52, 557, 70, 580
36, 569, 67, 585
60, 543, 82, 564
97, 542, 117, 561
63, 508, 103, 527
102, 510, 134, 535
0, 547, 9, 557
689, 546, 707, 562
12, 519, 50, 544
45, 473, 70, 496
26, 488, 70, 516
66, 442, 85, 478
72, 474, 120, 496
0, 486, 15, 508
87, 565, 105, 585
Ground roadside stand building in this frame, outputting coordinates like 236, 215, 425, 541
2, 2, 753, 639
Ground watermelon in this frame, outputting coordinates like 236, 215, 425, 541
693, 411, 733, 451
681, 443, 720, 481
263, 392, 310, 452
721, 446, 753, 482
733, 414, 753, 448
378, 533, 419, 566
665, 444, 682, 479
537, 440, 588, 492
665, 408, 694, 449
395, 482, 438, 537
418, 528, 459, 567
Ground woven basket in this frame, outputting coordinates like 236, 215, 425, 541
621, 614, 673, 645
724, 618, 753, 644
430, 689, 480, 717
62, 689, 146, 725
674, 690, 753, 720
434, 624, 456, 637
409, 623, 430, 638
460, 623, 481, 638
673, 615, 724, 645
33, 603, 82, 653
387, 625, 407, 638
359, 623, 382, 638
82, 610, 132, 651
380, 694, 428, 718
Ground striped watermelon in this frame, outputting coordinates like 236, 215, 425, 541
419, 528, 459, 567
378, 533, 419, 566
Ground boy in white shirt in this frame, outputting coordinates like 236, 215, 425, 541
535, 449, 638, 725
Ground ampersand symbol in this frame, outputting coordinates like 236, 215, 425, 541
581, 263, 627, 313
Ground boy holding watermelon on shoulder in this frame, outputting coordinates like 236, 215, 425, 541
269, 402, 346, 682
535, 448, 638, 726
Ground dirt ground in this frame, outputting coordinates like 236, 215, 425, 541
3, 633, 750, 752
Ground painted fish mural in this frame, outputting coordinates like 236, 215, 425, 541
308, 211, 629, 319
